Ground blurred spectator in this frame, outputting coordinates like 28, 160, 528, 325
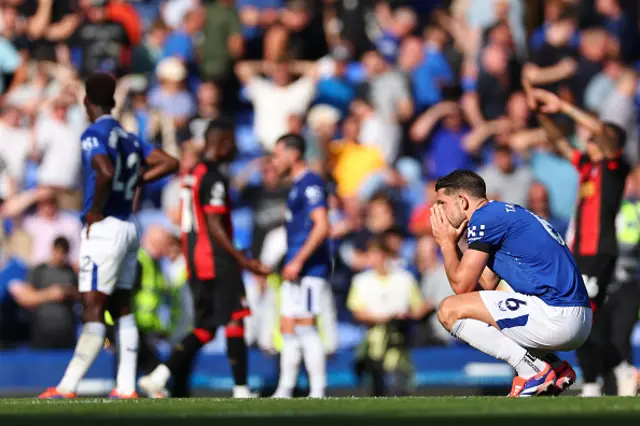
475, 43, 517, 121
161, 0, 198, 31
0, 30, 21, 96
280, 0, 327, 61
374, 3, 417, 64
235, 58, 317, 152
65, 0, 131, 77
410, 101, 473, 179
18, 0, 78, 62
33, 93, 82, 194
149, 57, 194, 130
408, 180, 436, 237
177, 80, 221, 147
348, 236, 427, 396
350, 95, 400, 165
107, 0, 142, 47
0, 104, 31, 199
201, 0, 243, 81
411, 24, 454, 112
232, 156, 289, 260
9, 236, 77, 349
478, 145, 532, 205
305, 104, 340, 173
164, 7, 204, 89
132, 19, 169, 76
22, 193, 81, 266
237, 0, 282, 55
360, 49, 413, 124
415, 236, 454, 345
529, 0, 580, 54
527, 182, 569, 238
340, 192, 396, 272
314, 44, 355, 118
328, 115, 386, 200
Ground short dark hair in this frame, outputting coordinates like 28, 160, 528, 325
276, 133, 306, 156
435, 170, 487, 198
604, 121, 627, 149
367, 235, 393, 255
205, 117, 235, 137
85, 73, 116, 110
53, 236, 70, 254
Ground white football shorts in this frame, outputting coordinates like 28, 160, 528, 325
479, 290, 592, 351
281, 276, 330, 319
78, 216, 139, 295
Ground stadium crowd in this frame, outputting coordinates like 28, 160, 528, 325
1, 0, 640, 396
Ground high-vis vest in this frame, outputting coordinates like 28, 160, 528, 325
134, 249, 168, 333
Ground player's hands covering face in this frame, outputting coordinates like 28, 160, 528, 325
430, 204, 468, 246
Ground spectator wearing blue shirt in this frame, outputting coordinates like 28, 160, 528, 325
374, 5, 417, 63
149, 57, 195, 130
0, 37, 20, 95
529, 0, 580, 54
409, 101, 474, 180
162, 8, 204, 94
315, 45, 355, 117
412, 24, 454, 112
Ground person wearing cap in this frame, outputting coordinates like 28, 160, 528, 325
315, 44, 356, 117
149, 57, 195, 130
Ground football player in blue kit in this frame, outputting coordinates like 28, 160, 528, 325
40, 73, 179, 399
430, 170, 592, 397
271, 133, 332, 398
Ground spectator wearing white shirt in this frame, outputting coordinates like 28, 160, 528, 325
235, 58, 318, 152
33, 93, 82, 192
350, 95, 400, 164
0, 104, 31, 200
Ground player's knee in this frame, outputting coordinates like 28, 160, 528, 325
81, 292, 107, 323
437, 296, 460, 331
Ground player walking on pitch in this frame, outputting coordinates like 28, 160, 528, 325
40, 73, 179, 399
431, 170, 591, 397
271, 133, 332, 399
138, 118, 271, 398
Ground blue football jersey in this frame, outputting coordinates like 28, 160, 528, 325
467, 201, 590, 308
80, 116, 155, 222
284, 170, 332, 279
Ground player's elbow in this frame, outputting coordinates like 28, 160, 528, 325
97, 168, 114, 183
450, 275, 475, 295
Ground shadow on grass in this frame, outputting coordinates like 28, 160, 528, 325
1, 414, 639, 426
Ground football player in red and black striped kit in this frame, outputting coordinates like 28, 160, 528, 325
531, 86, 630, 397
139, 118, 271, 398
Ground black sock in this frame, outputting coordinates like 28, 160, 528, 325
166, 333, 205, 374
226, 333, 248, 386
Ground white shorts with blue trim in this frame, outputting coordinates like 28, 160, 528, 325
281, 276, 329, 319
479, 290, 592, 351
78, 216, 139, 295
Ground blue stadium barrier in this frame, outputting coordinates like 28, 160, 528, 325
1, 346, 639, 395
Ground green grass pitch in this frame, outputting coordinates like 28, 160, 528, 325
1, 397, 639, 426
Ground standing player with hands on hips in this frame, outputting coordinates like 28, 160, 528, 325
139, 118, 272, 399
430, 170, 592, 397
40, 73, 180, 399
271, 133, 332, 399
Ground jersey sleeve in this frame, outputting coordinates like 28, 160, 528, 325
80, 130, 109, 163
198, 172, 229, 215
467, 208, 508, 253
303, 178, 328, 216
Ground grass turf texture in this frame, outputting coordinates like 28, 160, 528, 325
0, 397, 639, 426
